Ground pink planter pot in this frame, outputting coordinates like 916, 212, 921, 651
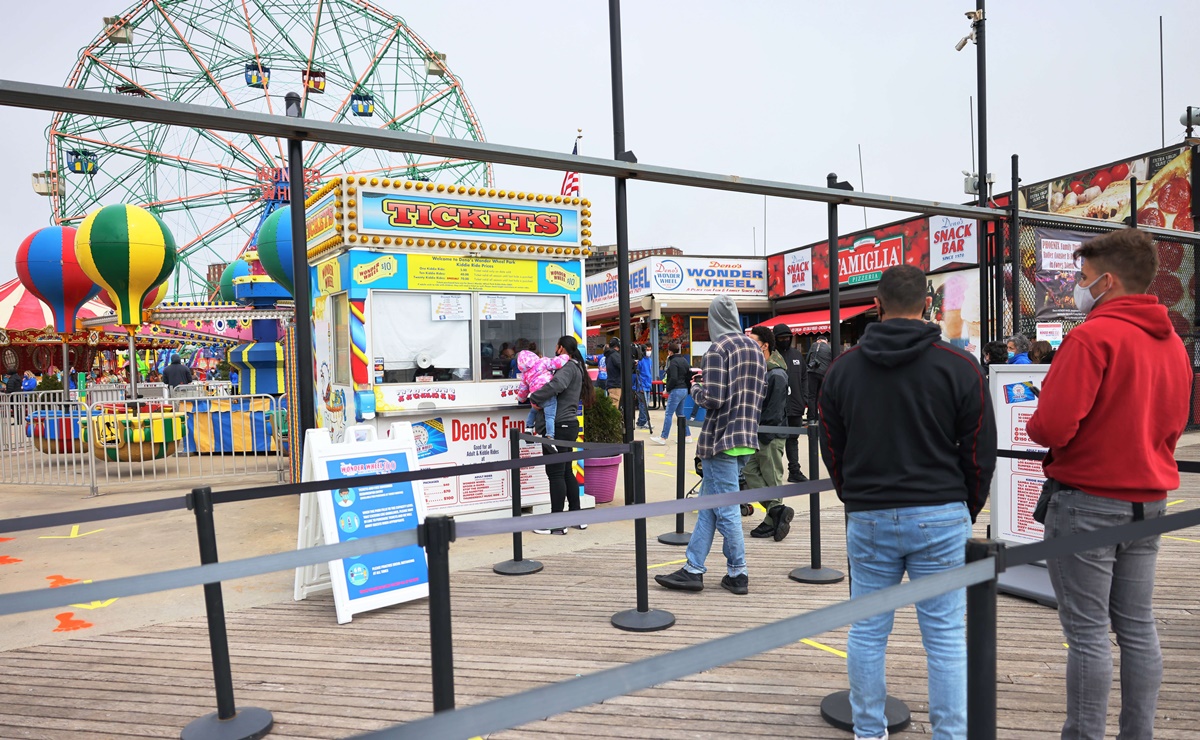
584, 454, 621, 504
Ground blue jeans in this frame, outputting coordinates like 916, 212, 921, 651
524, 397, 557, 432
659, 388, 690, 440
1046, 490, 1165, 740
635, 390, 651, 428
845, 502, 971, 740
684, 453, 747, 577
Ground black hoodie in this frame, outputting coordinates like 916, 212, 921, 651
818, 319, 996, 521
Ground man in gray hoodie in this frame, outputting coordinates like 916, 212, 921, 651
655, 296, 766, 595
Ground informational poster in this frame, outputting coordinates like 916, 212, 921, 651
1033, 227, 1090, 321
989, 365, 1050, 546
1036, 322, 1064, 349
431, 293, 469, 321
479, 294, 515, 320
295, 424, 429, 624
406, 409, 550, 515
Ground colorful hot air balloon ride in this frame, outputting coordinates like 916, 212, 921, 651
15, 226, 99, 334
75, 204, 176, 332
255, 206, 296, 296
97, 281, 169, 312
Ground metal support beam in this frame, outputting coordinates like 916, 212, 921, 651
0, 78, 1004, 221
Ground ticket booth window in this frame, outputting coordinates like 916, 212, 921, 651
371, 291, 473, 383
478, 294, 568, 380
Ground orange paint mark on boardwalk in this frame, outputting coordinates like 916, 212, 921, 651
0, 537, 13, 543
52, 613, 93, 632
46, 575, 82, 588
0, 555, 21, 565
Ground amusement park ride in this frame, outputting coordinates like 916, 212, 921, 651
21, 0, 495, 395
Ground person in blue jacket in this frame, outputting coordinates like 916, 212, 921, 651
634, 343, 654, 430
1006, 334, 1033, 364
20, 370, 38, 391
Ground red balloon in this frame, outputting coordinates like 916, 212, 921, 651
15, 226, 99, 333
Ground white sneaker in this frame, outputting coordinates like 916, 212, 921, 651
573, 524, 588, 530
650, 436, 667, 445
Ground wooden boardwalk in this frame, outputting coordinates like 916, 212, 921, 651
2, 458, 1199, 738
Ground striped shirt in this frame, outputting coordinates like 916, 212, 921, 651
694, 332, 767, 458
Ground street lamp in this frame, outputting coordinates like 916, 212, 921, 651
958, 3, 992, 344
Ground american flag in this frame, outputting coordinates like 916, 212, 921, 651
560, 141, 580, 196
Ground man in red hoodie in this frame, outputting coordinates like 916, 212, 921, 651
1027, 228, 1191, 740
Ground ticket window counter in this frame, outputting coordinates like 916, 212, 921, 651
364, 291, 569, 386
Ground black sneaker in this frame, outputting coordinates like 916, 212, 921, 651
533, 528, 567, 535
654, 567, 703, 592
750, 521, 775, 538
788, 470, 808, 483
769, 505, 794, 542
721, 574, 749, 595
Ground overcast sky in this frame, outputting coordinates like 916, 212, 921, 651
0, 0, 1197, 284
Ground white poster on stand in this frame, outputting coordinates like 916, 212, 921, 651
989, 365, 1051, 546
295, 423, 430, 624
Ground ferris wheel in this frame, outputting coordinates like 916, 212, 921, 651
35, 0, 493, 300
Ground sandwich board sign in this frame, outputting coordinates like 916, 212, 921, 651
988, 364, 1050, 546
294, 423, 429, 624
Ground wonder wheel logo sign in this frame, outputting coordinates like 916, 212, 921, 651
653, 259, 684, 291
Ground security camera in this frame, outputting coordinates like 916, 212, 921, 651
955, 30, 975, 51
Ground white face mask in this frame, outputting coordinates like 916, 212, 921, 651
1073, 273, 1110, 315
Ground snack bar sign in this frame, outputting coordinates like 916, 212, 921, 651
357, 189, 582, 247
928, 216, 979, 271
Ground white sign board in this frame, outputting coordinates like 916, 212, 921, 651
295, 423, 430, 624
1036, 322, 1064, 349
585, 256, 768, 312
928, 215, 980, 271
784, 249, 812, 294
989, 365, 1051, 546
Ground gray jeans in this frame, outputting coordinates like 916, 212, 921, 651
1045, 489, 1166, 740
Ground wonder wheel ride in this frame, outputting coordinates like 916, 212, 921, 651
35, 0, 492, 301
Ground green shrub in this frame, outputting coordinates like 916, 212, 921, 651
37, 374, 63, 392
583, 388, 623, 444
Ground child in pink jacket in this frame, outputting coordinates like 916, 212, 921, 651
516, 349, 569, 431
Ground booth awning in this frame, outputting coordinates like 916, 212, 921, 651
755, 305, 873, 335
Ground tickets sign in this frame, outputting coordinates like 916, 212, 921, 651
357, 189, 582, 247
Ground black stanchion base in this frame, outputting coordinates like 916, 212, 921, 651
819, 690, 910, 734
656, 531, 691, 546
788, 566, 845, 585
181, 707, 274, 740
611, 608, 675, 633
492, 558, 544, 576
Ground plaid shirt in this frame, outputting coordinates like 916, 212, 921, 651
694, 332, 767, 458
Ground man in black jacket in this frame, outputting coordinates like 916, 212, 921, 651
604, 337, 623, 407
806, 335, 831, 419
819, 265, 995, 740
163, 355, 192, 387
745, 327, 794, 541
774, 324, 808, 482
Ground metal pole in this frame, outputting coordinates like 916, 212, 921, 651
494, 428, 543, 575
1009, 155, 1020, 337
976, 0, 990, 345
285, 92, 316, 453
1129, 177, 1139, 228
966, 539, 1001, 740
827, 174, 841, 358
612, 440, 675, 632
658, 415, 690, 545
182, 487, 274, 740
127, 333, 138, 400
424, 515, 456, 712
789, 422, 844, 584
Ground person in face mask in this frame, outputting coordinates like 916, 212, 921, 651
1005, 333, 1033, 364
1027, 229, 1192, 740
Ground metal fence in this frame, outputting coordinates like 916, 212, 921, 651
0, 392, 287, 495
